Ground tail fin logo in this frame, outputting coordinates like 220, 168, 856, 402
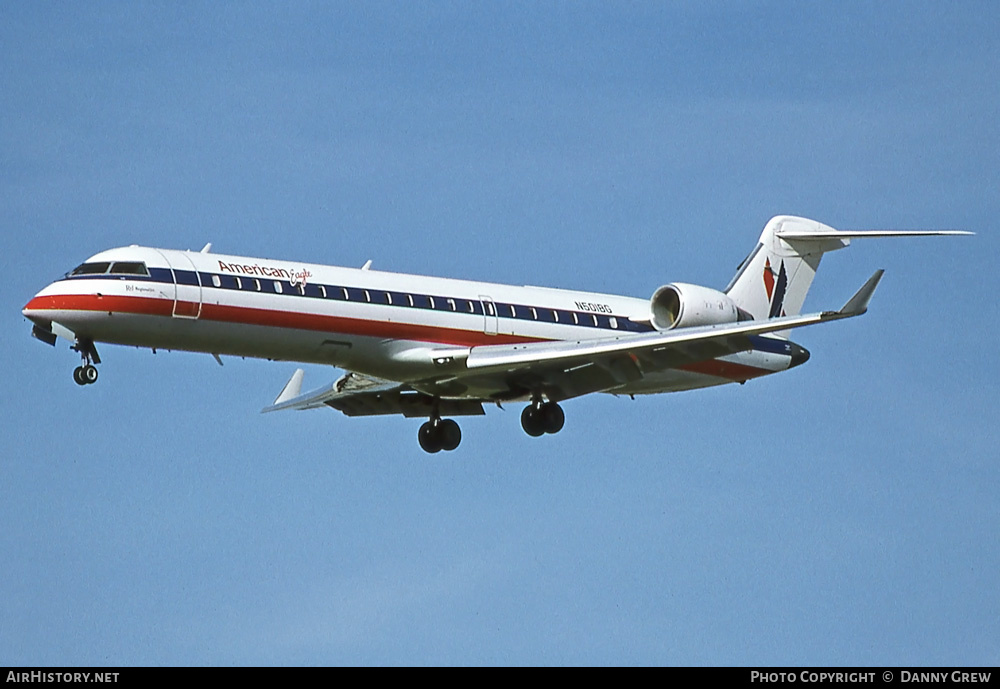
763, 258, 788, 318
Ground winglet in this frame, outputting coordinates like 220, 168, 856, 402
839, 269, 884, 316
272, 369, 305, 406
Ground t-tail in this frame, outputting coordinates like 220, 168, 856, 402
725, 215, 970, 335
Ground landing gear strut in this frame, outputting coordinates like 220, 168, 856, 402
71, 338, 100, 386
418, 417, 462, 453
521, 399, 565, 437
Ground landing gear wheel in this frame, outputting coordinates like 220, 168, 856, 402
541, 402, 564, 434
82, 365, 98, 385
73, 366, 86, 386
418, 421, 443, 454
521, 405, 546, 437
418, 419, 462, 453
522, 402, 565, 437
439, 419, 462, 451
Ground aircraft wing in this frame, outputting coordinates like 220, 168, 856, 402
265, 270, 881, 415
262, 369, 486, 417
458, 270, 884, 402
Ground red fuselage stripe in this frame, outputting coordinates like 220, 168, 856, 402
25, 293, 775, 380
25, 293, 537, 347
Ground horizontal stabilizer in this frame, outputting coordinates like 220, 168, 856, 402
776, 229, 973, 240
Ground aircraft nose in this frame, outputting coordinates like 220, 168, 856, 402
22, 292, 46, 321
22, 281, 63, 325
788, 342, 811, 368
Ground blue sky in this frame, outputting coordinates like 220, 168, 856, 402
2, 2, 997, 665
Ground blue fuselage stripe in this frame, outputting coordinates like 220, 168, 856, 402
61, 271, 798, 357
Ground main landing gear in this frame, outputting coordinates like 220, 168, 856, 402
520, 400, 565, 437
416, 398, 565, 453
71, 338, 101, 386
418, 417, 462, 454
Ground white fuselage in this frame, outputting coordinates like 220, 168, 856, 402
23, 246, 798, 399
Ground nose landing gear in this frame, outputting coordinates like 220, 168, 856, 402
73, 365, 98, 386
71, 338, 101, 386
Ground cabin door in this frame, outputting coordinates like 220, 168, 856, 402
480, 295, 498, 336
154, 249, 203, 319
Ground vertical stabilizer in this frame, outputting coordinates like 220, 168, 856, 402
725, 216, 850, 328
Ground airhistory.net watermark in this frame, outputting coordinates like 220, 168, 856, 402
6, 672, 118, 683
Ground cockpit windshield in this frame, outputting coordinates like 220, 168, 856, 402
69, 262, 111, 276
68, 261, 149, 277
109, 261, 149, 276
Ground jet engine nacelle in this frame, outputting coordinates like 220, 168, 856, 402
650, 283, 745, 330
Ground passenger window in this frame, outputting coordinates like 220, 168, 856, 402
212, 275, 221, 288
513, 305, 532, 320
175, 270, 199, 286
610, 317, 618, 329
274, 281, 283, 294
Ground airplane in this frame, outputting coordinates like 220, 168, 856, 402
22, 215, 969, 453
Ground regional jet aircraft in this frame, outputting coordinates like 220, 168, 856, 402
22, 216, 968, 452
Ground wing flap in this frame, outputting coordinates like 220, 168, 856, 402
262, 370, 485, 417
467, 311, 825, 372
327, 392, 485, 418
